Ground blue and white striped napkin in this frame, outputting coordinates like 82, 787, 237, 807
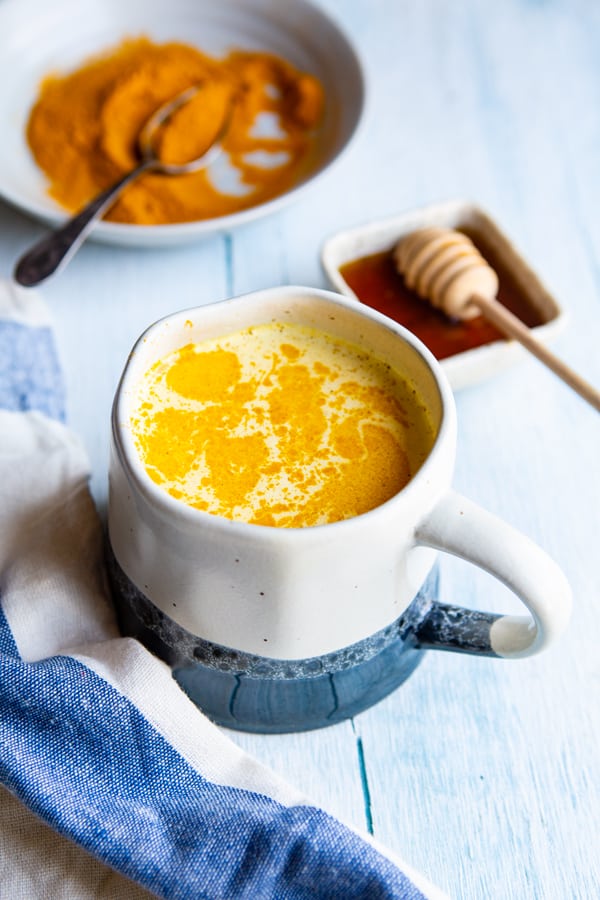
0, 280, 446, 900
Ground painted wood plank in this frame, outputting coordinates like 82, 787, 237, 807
1, 0, 598, 896
324, 0, 600, 896
229, 723, 369, 833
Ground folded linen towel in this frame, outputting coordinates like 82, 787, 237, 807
0, 280, 446, 900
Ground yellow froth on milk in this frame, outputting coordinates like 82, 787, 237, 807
130, 322, 436, 527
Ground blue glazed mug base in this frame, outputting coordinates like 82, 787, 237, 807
106, 541, 440, 733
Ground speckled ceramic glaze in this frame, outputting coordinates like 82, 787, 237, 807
108, 286, 572, 732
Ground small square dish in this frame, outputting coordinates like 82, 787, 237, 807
321, 200, 566, 391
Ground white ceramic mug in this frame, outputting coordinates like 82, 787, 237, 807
107, 286, 572, 732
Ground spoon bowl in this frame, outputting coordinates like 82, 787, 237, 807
14, 84, 232, 287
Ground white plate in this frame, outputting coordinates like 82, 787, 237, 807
321, 200, 567, 391
0, 0, 365, 247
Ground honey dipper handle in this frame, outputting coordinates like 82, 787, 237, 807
471, 293, 600, 412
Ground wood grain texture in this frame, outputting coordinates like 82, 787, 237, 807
1, 0, 598, 897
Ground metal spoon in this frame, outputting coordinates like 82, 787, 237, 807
14, 85, 230, 287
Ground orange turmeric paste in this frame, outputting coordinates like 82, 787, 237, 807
130, 322, 436, 528
26, 37, 324, 225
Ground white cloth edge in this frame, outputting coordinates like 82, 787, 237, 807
0, 280, 52, 326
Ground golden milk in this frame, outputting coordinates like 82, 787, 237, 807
130, 322, 435, 527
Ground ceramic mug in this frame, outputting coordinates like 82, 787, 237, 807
107, 286, 572, 733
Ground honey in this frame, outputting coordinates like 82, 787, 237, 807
339, 229, 545, 361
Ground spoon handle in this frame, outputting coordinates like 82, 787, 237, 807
14, 162, 152, 288
472, 292, 600, 412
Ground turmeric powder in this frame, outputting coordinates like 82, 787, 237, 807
26, 37, 324, 225
130, 322, 436, 528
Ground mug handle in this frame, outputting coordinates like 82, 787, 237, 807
413, 490, 572, 658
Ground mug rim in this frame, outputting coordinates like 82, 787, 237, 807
112, 285, 456, 537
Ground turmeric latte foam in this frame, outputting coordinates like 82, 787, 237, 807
130, 322, 436, 527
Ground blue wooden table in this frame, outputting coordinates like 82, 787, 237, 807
1, 1, 598, 896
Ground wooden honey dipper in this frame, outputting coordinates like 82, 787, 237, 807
394, 227, 600, 412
